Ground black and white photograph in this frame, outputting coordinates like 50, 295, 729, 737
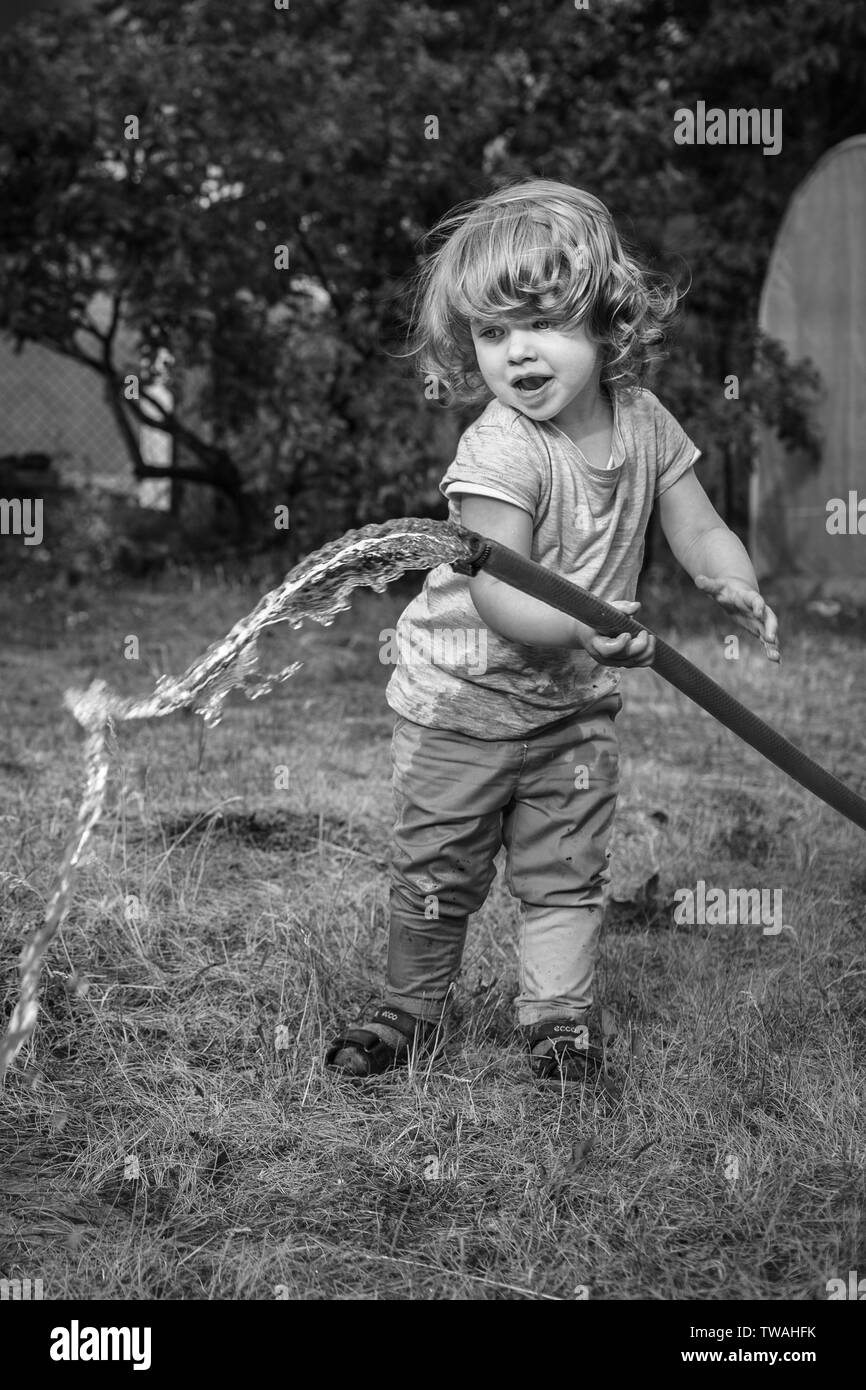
0, 0, 864, 1338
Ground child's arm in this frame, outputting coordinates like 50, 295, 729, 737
658, 469, 781, 661
459, 494, 655, 666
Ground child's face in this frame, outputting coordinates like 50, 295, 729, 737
469, 313, 603, 424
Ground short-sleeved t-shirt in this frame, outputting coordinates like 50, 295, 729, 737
385, 388, 699, 738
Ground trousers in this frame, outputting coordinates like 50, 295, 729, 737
383, 692, 621, 1026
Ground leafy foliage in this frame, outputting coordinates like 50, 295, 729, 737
0, 0, 860, 558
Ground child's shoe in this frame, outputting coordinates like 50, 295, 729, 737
326, 1005, 442, 1078
525, 1017, 606, 1084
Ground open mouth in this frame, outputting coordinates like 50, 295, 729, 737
513, 375, 551, 394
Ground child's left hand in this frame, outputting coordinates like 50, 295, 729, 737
694, 574, 781, 662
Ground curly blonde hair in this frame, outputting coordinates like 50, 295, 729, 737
406, 179, 681, 404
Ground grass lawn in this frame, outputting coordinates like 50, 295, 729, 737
1, 561, 864, 1301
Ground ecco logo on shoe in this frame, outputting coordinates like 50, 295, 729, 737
552, 1025, 589, 1047
380, 1011, 399, 1022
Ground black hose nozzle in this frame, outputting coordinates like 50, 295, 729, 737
451, 530, 492, 577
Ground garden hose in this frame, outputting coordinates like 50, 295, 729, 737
453, 531, 866, 833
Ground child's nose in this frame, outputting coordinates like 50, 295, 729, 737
507, 331, 537, 361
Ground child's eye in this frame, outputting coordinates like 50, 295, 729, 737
478, 326, 501, 339
533, 319, 553, 330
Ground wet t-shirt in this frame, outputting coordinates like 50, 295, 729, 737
385, 388, 699, 738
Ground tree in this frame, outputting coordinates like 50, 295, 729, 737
1, 0, 860, 555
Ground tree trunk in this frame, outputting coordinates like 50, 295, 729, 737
101, 375, 251, 537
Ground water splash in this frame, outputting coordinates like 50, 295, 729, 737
0, 517, 477, 1082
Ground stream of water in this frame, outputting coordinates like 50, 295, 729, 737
0, 517, 477, 1080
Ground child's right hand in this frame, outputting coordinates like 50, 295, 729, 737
574, 601, 656, 667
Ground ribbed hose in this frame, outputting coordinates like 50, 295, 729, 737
454, 532, 866, 834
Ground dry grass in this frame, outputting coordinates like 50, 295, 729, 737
1, 565, 864, 1300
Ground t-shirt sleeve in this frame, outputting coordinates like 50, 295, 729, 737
440, 424, 545, 517
653, 400, 702, 499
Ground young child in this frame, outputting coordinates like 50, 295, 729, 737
326, 179, 779, 1084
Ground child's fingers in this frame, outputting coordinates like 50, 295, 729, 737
593, 632, 631, 654
629, 649, 656, 667
762, 603, 780, 646
587, 633, 630, 664
756, 601, 781, 660
735, 612, 763, 638
627, 629, 652, 655
625, 631, 656, 666
585, 598, 653, 665
630, 629, 656, 661
728, 588, 760, 617
590, 628, 655, 666
736, 604, 780, 645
